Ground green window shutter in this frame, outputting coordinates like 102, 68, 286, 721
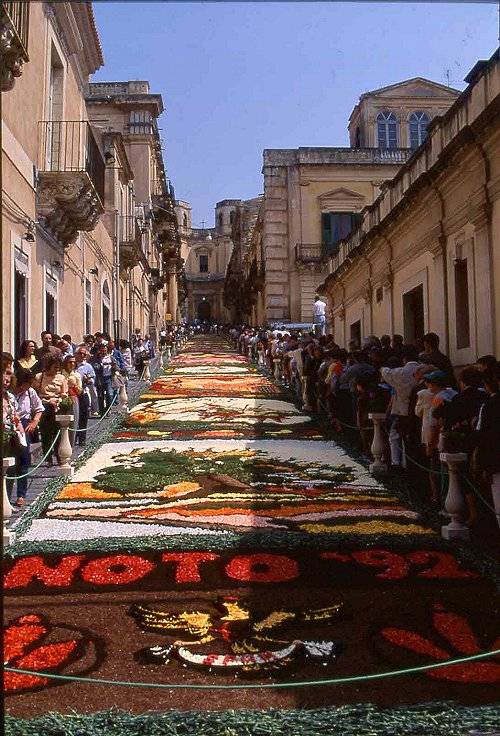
322, 213, 332, 246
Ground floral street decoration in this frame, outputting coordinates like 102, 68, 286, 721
4, 613, 103, 693
132, 595, 343, 675
4, 335, 500, 728
378, 603, 500, 684
18, 442, 437, 544
144, 374, 283, 398
115, 396, 321, 441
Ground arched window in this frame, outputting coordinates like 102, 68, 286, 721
218, 213, 223, 228
409, 111, 429, 149
229, 210, 235, 225
376, 111, 398, 149
183, 213, 188, 228
354, 126, 361, 148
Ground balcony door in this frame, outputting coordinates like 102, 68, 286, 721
46, 44, 64, 170
403, 284, 424, 344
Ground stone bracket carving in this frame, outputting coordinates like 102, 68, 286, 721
37, 172, 104, 247
1, 9, 29, 92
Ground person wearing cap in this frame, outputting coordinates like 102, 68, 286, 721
415, 369, 457, 502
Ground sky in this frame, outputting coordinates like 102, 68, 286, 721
92, 1, 499, 225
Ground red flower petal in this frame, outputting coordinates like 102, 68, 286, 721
432, 608, 480, 655
381, 627, 450, 660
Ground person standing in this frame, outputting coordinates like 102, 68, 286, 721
313, 295, 327, 337
11, 369, 44, 506
62, 355, 82, 447
14, 340, 40, 375
474, 372, 500, 529
35, 332, 62, 371
74, 346, 96, 446
381, 346, 424, 468
33, 356, 68, 465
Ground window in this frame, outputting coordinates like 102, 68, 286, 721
218, 213, 223, 228
377, 111, 398, 149
199, 254, 209, 273
409, 111, 429, 149
321, 212, 362, 254
102, 280, 111, 335
45, 271, 57, 333
230, 210, 235, 225
454, 258, 471, 349
376, 286, 384, 303
85, 278, 92, 334
354, 126, 361, 148
183, 213, 188, 228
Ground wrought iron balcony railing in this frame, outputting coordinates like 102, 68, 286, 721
1, 1, 30, 91
38, 120, 105, 204
36, 121, 105, 246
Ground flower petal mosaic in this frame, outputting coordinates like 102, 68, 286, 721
4, 336, 499, 729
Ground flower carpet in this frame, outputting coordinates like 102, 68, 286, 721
4, 336, 499, 735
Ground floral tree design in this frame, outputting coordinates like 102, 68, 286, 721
380, 604, 500, 683
94, 448, 354, 495
4, 614, 85, 692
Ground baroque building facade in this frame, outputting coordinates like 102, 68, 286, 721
176, 199, 236, 323
319, 50, 500, 367
255, 78, 459, 326
1, 1, 181, 354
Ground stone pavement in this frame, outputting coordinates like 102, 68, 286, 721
4, 336, 499, 734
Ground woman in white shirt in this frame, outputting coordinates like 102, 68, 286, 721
11, 368, 44, 505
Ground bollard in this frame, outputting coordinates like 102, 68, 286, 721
3, 457, 15, 546
165, 345, 171, 363
143, 359, 152, 383
273, 358, 282, 382
368, 413, 388, 472
440, 452, 469, 541
55, 415, 74, 476
257, 349, 266, 367
118, 381, 128, 409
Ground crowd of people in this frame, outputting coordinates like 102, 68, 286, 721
1, 326, 184, 507
230, 326, 500, 530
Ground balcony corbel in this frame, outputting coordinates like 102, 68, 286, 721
1, 1, 29, 91
36, 121, 105, 246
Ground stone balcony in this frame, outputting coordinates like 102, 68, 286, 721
119, 216, 146, 271
1, 1, 29, 91
295, 243, 336, 264
37, 121, 105, 246
185, 271, 225, 282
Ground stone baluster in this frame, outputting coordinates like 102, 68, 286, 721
118, 380, 129, 409
55, 414, 74, 476
143, 359, 151, 383
273, 358, 282, 382
440, 452, 469, 540
3, 457, 15, 546
368, 413, 388, 472
165, 345, 172, 363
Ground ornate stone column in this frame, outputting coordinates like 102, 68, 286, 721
168, 263, 178, 324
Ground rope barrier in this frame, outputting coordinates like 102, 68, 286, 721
5, 430, 61, 481
69, 392, 119, 433
4, 648, 499, 691
463, 474, 500, 519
